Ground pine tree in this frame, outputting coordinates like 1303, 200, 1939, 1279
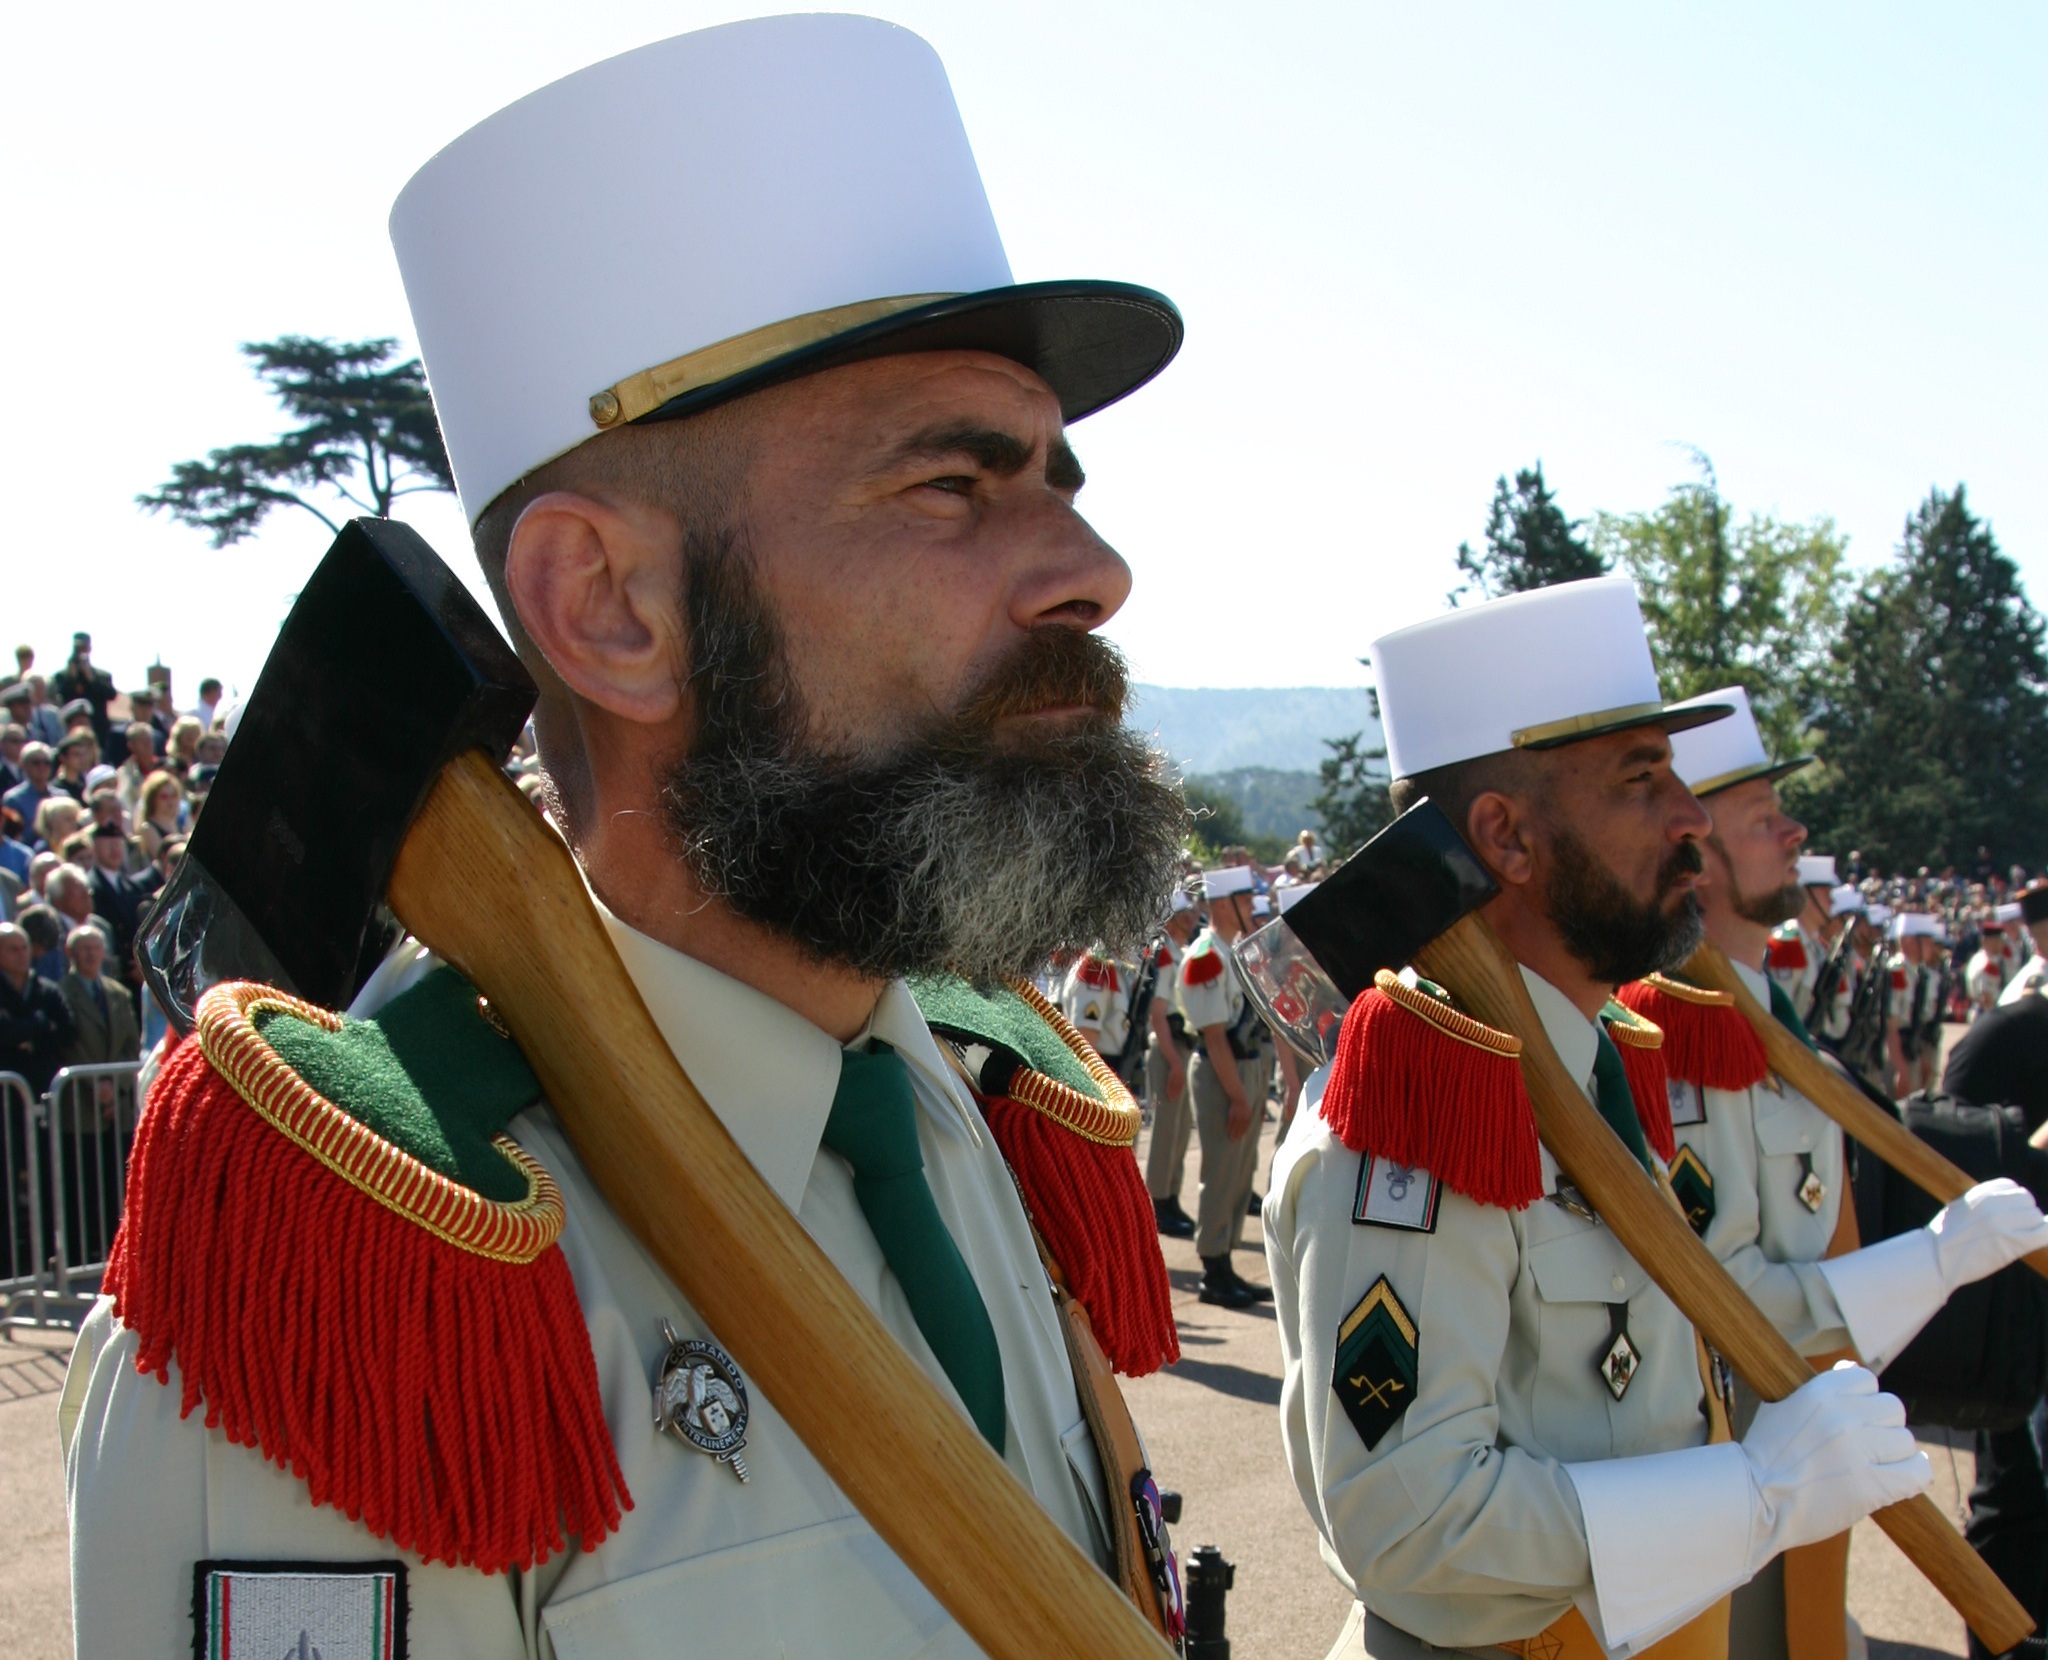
1312, 728, 1393, 859
141, 337, 452, 547
1451, 463, 1605, 604
1593, 452, 1847, 762
1792, 486, 2048, 870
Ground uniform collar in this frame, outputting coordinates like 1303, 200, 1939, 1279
592, 893, 978, 1213
1730, 957, 1772, 1004
1517, 963, 1599, 1097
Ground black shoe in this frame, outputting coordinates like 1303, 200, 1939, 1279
1234, 1271, 1273, 1302
1197, 1257, 1260, 1310
1154, 1199, 1196, 1238
1245, 1190, 1263, 1218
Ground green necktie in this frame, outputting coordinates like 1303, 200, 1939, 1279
1592, 1024, 1656, 1176
1767, 976, 1820, 1052
821, 1042, 1006, 1452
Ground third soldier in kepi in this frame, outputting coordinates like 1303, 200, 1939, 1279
1617, 685, 2048, 1660
1267, 578, 1950, 1660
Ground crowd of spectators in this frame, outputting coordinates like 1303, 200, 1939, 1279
0, 632, 227, 1097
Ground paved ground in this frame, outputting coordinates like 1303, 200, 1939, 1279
1130, 1103, 1979, 1658
0, 1331, 73, 1659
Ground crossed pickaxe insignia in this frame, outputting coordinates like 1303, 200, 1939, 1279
1349, 1375, 1404, 1409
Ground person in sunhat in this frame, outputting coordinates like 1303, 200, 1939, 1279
1263, 578, 2018, 1660
65, 19, 1193, 1656
1615, 686, 2047, 1660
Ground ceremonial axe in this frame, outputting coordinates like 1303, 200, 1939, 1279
1679, 941, 2048, 1284
1276, 802, 2032, 1654
140, 518, 1173, 1660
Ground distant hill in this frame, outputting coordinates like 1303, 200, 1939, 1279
1128, 684, 1381, 774
1187, 766, 1324, 842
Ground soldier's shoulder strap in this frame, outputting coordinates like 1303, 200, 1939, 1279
911, 974, 1177, 1378
108, 968, 627, 1574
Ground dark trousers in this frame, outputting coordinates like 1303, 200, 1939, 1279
1966, 1398, 2048, 1658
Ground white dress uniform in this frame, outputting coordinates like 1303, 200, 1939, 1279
1142, 936, 1193, 1204
1766, 919, 1824, 1021
1060, 950, 1132, 1065
1664, 963, 1851, 1360
1176, 918, 1265, 1260
1268, 966, 1730, 1656
63, 907, 1112, 1659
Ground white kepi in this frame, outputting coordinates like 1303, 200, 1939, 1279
1796, 855, 1839, 888
1368, 577, 1729, 780
1663, 684, 1814, 798
391, 15, 1182, 522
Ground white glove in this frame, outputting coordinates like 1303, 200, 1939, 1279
1739, 1362, 1930, 1563
1564, 1364, 1929, 1653
1820, 1179, 2048, 1367
1928, 1178, 2048, 1289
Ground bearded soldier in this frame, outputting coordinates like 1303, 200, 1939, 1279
1267, 578, 1949, 1660
64, 20, 1191, 1655
1616, 687, 2048, 1660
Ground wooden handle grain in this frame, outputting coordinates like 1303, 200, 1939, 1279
388, 752, 1171, 1660
1683, 942, 2048, 1284
1413, 914, 2033, 1655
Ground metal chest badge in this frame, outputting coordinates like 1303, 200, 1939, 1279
654, 1321, 751, 1482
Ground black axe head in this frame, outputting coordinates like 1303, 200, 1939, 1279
1278, 800, 1498, 1000
141, 518, 535, 1029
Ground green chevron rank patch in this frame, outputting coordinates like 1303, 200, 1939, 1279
1333, 1276, 1419, 1451
1669, 1145, 1716, 1236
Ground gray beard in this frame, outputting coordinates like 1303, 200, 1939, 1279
657, 529, 1189, 987
1544, 824, 1707, 986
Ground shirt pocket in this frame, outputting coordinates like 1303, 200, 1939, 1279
1524, 1220, 1649, 1452
539, 1516, 968, 1660
1753, 1089, 1826, 1164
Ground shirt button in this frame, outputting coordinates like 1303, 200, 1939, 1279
1800, 1135, 1812, 1148
1611, 1274, 1626, 1293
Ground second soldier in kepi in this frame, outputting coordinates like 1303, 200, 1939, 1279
1617, 685, 2048, 1660
1266, 578, 1956, 1660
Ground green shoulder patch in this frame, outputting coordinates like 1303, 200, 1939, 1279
253, 965, 540, 1201
1334, 1276, 1419, 1451
1668, 1144, 1716, 1235
909, 974, 1103, 1101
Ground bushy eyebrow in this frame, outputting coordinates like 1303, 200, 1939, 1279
879, 423, 1085, 492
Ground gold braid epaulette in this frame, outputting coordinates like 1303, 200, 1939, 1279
1603, 1002, 1666, 1049
999, 980, 1144, 1148
194, 981, 565, 1264
1641, 972, 1734, 1008
1371, 969, 1521, 1057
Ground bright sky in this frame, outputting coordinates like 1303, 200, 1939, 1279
4, 2, 2041, 700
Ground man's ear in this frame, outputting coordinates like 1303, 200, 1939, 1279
1465, 790, 1539, 889
504, 492, 685, 726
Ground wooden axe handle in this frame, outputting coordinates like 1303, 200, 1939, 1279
1414, 914, 2033, 1655
1683, 941, 2048, 1284
387, 752, 1171, 1660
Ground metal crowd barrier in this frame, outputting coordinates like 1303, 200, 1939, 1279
0, 1061, 144, 1334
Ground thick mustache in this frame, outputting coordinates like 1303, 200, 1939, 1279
1659, 840, 1706, 893
954, 629, 1130, 727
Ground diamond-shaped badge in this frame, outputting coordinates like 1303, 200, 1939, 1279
1798, 1169, 1827, 1213
1599, 1327, 1641, 1401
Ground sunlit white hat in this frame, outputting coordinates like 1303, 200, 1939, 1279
1995, 902, 2025, 924
1369, 578, 1729, 780
392, 15, 1182, 521
1276, 881, 1319, 914
1202, 867, 1255, 899
1893, 911, 1951, 944
1250, 894, 1272, 917
1169, 889, 1194, 914
1867, 903, 1894, 927
1830, 885, 1867, 917
1796, 855, 1838, 888
1665, 685, 1813, 798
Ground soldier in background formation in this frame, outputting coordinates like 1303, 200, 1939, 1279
2000, 884, 2048, 1004
1265, 579, 2048, 1660
1143, 890, 1202, 1237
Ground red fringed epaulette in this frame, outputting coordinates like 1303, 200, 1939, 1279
104, 982, 629, 1574
1318, 971, 1543, 1209
1603, 1003, 1676, 1163
1074, 955, 1117, 990
1767, 932, 1808, 972
959, 982, 1178, 1378
1614, 974, 1769, 1092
